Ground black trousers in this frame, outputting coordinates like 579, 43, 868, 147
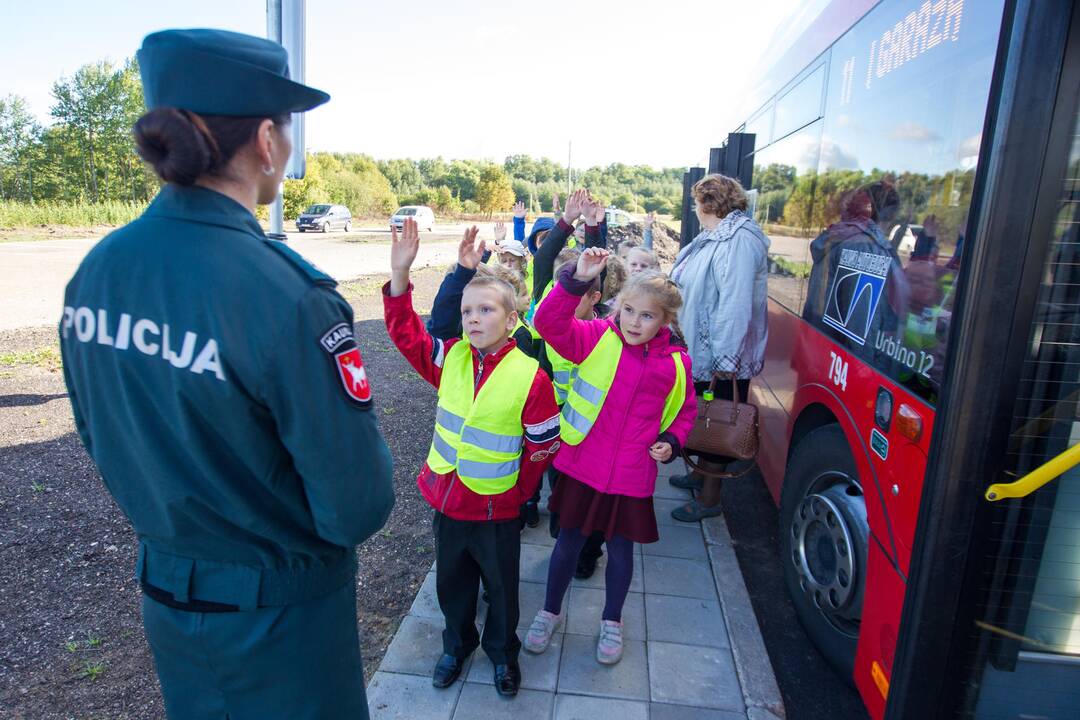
433, 512, 521, 665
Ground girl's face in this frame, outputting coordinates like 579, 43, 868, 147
626, 248, 654, 276
618, 291, 666, 346
461, 286, 515, 353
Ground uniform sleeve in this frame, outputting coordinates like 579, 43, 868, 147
518, 369, 560, 501
262, 286, 395, 549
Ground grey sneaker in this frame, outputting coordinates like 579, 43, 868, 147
524, 609, 562, 654
596, 620, 624, 664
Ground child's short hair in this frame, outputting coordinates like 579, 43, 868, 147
553, 247, 601, 295
603, 254, 627, 301
474, 263, 528, 315
464, 273, 520, 316
618, 270, 685, 340
626, 246, 660, 271
616, 238, 642, 259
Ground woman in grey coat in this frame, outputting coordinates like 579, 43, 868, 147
668, 174, 769, 521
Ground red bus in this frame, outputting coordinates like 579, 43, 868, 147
703, 1, 1080, 717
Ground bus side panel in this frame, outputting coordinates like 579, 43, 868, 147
753, 301, 802, 504
854, 539, 907, 720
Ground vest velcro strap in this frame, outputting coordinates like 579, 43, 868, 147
436, 407, 465, 433
458, 456, 521, 479
461, 426, 523, 454
572, 375, 605, 405
431, 431, 458, 464
561, 402, 593, 436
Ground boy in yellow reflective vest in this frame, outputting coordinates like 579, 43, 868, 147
383, 219, 560, 697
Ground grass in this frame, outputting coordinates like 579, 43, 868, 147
81, 661, 106, 681
0, 346, 62, 371
0, 200, 145, 229
770, 254, 812, 279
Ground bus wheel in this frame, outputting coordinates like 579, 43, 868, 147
779, 423, 868, 683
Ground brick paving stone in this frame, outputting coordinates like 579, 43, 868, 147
649, 641, 745, 712
409, 569, 486, 626
643, 555, 718, 600
645, 594, 729, 649
553, 694, 650, 720
650, 703, 748, 720
468, 631, 563, 692
521, 521, 557, 547
452, 684, 555, 719
645, 524, 709, 561
367, 671, 460, 720
516, 580, 553, 633
520, 542, 555, 584
565, 586, 646, 641
654, 496, 692, 527
653, 476, 695, 500
379, 615, 457, 678
572, 549, 644, 593
557, 634, 649, 701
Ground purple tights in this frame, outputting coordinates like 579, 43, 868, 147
543, 526, 635, 622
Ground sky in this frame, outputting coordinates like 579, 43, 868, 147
1, 0, 805, 170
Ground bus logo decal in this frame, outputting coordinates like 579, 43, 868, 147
822, 249, 890, 346
870, 428, 889, 461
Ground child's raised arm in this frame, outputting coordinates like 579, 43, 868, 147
426, 228, 487, 340
533, 247, 611, 364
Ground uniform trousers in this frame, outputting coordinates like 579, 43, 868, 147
433, 511, 521, 665
142, 580, 367, 720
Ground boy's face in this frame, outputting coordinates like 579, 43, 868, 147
461, 286, 516, 353
574, 290, 602, 320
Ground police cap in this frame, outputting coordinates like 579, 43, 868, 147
137, 28, 330, 117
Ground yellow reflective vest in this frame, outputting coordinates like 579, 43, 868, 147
560, 329, 686, 445
426, 341, 538, 494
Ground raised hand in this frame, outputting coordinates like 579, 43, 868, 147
648, 441, 673, 462
584, 199, 605, 226
512, 201, 526, 219
390, 218, 421, 296
574, 247, 610, 282
563, 188, 589, 225
494, 221, 507, 243
458, 226, 484, 270
644, 211, 656, 229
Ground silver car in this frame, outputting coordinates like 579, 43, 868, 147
296, 204, 352, 233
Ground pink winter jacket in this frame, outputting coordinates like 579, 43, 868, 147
534, 270, 698, 498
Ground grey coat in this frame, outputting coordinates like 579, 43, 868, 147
671, 210, 770, 381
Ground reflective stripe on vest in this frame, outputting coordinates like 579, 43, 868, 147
548, 345, 577, 405
425, 341, 538, 494
560, 329, 687, 446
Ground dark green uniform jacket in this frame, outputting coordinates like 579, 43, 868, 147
60, 185, 394, 610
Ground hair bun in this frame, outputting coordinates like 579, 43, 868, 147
133, 108, 212, 185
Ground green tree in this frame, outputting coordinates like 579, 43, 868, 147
434, 185, 461, 214
475, 165, 515, 218
0, 95, 42, 200
442, 160, 481, 200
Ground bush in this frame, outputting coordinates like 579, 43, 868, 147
462, 199, 480, 215
0, 200, 145, 227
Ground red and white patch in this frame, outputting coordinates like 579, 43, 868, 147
335, 347, 372, 403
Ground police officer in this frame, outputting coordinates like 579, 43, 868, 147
59, 29, 394, 719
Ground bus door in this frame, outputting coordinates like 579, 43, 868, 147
887, 2, 1080, 717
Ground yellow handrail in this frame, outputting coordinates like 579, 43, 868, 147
985, 442, 1080, 501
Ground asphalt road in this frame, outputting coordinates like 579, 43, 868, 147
718, 470, 870, 720
0, 222, 502, 331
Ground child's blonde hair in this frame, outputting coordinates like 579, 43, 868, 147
625, 246, 660, 272
616, 238, 642, 259
603, 254, 627, 302
497, 252, 529, 277
618, 270, 685, 342
474, 263, 529, 316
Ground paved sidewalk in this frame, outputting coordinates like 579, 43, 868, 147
366, 461, 785, 719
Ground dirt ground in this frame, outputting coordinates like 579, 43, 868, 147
0, 267, 449, 720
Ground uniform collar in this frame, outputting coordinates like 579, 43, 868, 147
143, 184, 266, 238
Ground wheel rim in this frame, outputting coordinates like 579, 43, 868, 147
789, 471, 867, 637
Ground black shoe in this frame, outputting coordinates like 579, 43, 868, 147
524, 501, 540, 528
574, 552, 601, 580
669, 472, 703, 491
432, 654, 466, 688
493, 662, 521, 696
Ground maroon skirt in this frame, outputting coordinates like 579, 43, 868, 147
548, 472, 659, 544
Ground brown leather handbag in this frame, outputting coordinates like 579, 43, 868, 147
682, 374, 759, 478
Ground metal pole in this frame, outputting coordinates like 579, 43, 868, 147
266, 0, 285, 240
567, 140, 572, 195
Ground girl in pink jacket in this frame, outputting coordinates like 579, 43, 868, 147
524, 248, 697, 664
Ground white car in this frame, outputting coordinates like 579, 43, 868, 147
605, 208, 634, 227
390, 206, 435, 232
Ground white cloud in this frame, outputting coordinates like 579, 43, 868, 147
818, 138, 859, 170
889, 122, 942, 143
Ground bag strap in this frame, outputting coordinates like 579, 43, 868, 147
680, 449, 757, 479
709, 372, 742, 404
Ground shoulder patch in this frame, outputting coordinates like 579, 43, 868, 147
262, 238, 337, 287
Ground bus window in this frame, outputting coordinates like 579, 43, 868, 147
802, 0, 1005, 405
774, 63, 826, 141
751, 122, 823, 312
745, 105, 774, 148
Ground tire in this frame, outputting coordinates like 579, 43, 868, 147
321, 222, 330, 233
778, 423, 867, 684
344, 220, 352, 233
298, 228, 305, 233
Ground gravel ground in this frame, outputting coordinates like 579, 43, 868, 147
0, 267, 448, 719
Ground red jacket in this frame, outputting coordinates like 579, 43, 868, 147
383, 282, 560, 522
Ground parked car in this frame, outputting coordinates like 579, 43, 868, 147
390, 206, 435, 232
296, 204, 352, 233
889, 223, 924, 254
605, 207, 634, 228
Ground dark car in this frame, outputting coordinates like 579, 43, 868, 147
296, 204, 352, 233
